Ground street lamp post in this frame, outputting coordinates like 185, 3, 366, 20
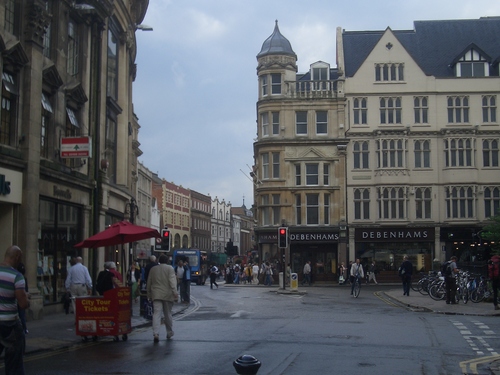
125, 197, 139, 269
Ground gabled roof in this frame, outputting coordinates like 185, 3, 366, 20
343, 17, 500, 78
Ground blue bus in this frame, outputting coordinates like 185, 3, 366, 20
172, 249, 207, 285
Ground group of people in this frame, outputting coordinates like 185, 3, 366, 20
223, 262, 278, 286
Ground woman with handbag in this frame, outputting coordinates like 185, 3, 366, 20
127, 263, 141, 302
338, 263, 346, 285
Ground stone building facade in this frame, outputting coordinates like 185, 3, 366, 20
190, 189, 212, 252
339, 18, 500, 275
253, 22, 348, 283
0, 0, 149, 317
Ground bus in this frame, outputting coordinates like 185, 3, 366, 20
172, 249, 207, 285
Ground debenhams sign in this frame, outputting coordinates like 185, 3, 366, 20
355, 227, 434, 242
259, 232, 339, 244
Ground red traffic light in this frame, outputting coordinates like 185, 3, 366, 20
279, 228, 286, 235
163, 230, 170, 238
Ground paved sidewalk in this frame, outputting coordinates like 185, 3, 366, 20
384, 287, 500, 316
23, 298, 189, 355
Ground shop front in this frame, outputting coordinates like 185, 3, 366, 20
38, 180, 90, 308
257, 227, 340, 284
353, 227, 436, 280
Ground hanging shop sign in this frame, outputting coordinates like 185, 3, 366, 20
60, 136, 92, 158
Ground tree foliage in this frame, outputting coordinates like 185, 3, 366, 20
481, 214, 500, 254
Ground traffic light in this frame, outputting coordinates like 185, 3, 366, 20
161, 229, 170, 251
278, 227, 288, 248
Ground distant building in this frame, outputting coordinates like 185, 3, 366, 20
190, 190, 211, 252
231, 202, 255, 258
135, 161, 154, 259
152, 176, 191, 251
211, 197, 232, 255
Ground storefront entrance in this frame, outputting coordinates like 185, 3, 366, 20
291, 245, 338, 283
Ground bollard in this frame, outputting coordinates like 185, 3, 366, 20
233, 354, 261, 375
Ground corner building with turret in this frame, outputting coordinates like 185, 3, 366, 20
253, 22, 348, 282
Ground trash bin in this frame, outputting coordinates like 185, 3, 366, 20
290, 273, 298, 291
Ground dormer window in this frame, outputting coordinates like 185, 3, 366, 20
455, 48, 489, 77
311, 61, 330, 81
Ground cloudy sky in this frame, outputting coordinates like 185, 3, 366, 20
133, 0, 500, 208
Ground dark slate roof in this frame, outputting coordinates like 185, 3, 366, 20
257, 20, 296, 59
343, 17, 500, 78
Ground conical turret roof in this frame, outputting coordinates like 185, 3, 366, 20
257, 20, 296, 58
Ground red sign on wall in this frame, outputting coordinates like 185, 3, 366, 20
60, 136, 92, 158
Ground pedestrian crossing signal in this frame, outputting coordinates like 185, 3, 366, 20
278, 227, 288, 248
161, 229, 170, 251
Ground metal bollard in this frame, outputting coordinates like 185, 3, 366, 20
233, 354, 261, 374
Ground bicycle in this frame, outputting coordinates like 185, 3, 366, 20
352, 275, 361, 298
470, 275, 493, 303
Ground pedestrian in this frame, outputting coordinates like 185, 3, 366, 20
398, 256, 413, 296
174, 259, 185, 300
127, 263, 141, 303
488, 255, 500, 310
264, 261, 273, 286
174, 259, 190, 304
17, 262, 29, 334
147, 254, 178, 342
367, 260, 378, 285
244, 264, 252, 284
144, 255, 158, 288
302, 261, 311, 286
0, 245, 30, 374
65, 256, 92, 315
107, 261, 123, 286
252, 263, 260, 284
209, 264, 219, 289
350, 258, 364, 295
95, 262, 115, 296
286, 263, 291, 286
338, 262, 346, 285
233, 263, 240, 284
444, 256, 459, 304
183, 260, 191, 303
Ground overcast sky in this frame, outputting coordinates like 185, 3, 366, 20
133, 0, 500, 208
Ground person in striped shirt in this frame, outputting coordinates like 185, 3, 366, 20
0, 245, 30, 375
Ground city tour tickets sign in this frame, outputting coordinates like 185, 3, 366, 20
75, 287, 131, 337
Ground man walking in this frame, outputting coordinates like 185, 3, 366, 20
302, 261, 311, 286
65, 256, 92, 314
350, 258, 364, 296
445, 256, 459, 304
0, 245, 30, 374
147, 254, 178, 342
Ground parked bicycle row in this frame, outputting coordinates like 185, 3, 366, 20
411, 254, 500, 310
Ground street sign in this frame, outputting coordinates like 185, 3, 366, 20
154, 237, 163, 250
60, 136, 92, 158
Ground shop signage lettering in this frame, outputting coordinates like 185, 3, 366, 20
356, 227, 434, 242
290, 233, 339, 241
0, 174, 11, 195
53, 186, 72, 200
259, 232, 339, 243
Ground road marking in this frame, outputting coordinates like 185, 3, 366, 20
373, 291, 405, 308
451, 319, 498, 356
459, 354, 500, 375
